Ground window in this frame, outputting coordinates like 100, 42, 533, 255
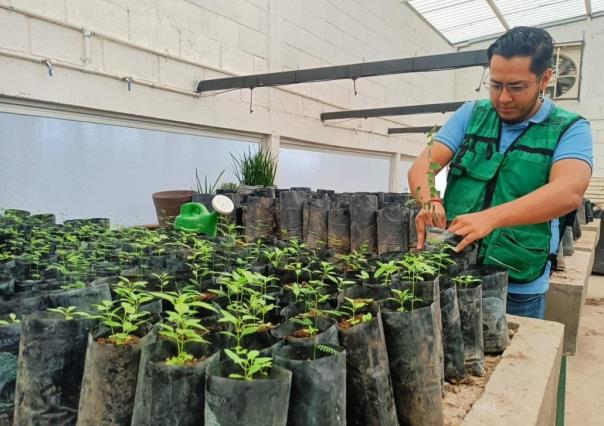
0, 112, 257, 226
279, 145, 391, 192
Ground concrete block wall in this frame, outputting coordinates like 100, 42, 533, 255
0, 0, 459, 192
454, 18, 604, 176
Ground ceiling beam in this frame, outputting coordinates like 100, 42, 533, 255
321, 101, 464, 121
196, 50, 488, 93
486, 0, 510, 30
388, 126, 442, 134
585, 0, 592, 17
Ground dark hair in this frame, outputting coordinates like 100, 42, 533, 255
487, 27, 554, 75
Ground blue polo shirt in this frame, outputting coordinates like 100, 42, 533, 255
435, 98, 593, 294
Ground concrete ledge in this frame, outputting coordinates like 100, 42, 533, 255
463, 316, 564, 426
579, 218, 600, 242
546, 250, 594, 355
574, 229, 598, 253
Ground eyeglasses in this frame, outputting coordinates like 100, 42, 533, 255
483, 72, 545, 96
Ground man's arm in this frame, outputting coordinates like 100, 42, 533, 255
407, 141, 455, 248
448, 159, 591, 251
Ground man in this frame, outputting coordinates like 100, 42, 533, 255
408, 26, 593, 319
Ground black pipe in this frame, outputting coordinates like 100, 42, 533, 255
196, 50, 488, 93
321, 101, 464, 121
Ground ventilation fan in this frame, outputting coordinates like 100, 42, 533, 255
546, 42, 583, 100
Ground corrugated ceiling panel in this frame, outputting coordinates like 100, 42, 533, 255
409, 0, 590, 44
496, 0, 587, 27
409, 0, 506, 43
591, 0, 604, 13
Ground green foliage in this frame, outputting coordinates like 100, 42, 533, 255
0, 313, 20, 326
195, 168, 226, 195
48, 306, 81, 320
398, 252, 438, 284
224, 348, 272, 381
388, 288, 422, 312
339, 244, 369, 272
153, 290, 215, 366
452, 274, 482, 288
316, 344, 339, 356
292, 316, 319, 338
80, 277, 153, 345
219, 182, 238, 191
151, 272, 172, 293
231, 147, 277, 187
374, 260, 399, 286
340, 297, 373, 326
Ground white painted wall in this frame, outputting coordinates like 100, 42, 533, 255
0, 0, 460, 200
0, 111, 256, 225
454, 18, 604, 175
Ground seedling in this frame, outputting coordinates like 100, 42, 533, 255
151, 272, 172, 293
152, 291, 215, 366
48, 306, 81, 320
388, 288, 422, 312
374, 260, 399, 286
452, 274, 482, 288
223, 348, 272, 381
412, 126, 442, 222
218, 308, 261, 354
338, 297, 373, 327
80, 277, 153, 345
332, 276, 355, 293
263, 247, 288, 271
339, 244, 369, 272
0, 313, 20, 326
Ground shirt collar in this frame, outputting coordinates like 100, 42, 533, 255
501, 97, 554, 129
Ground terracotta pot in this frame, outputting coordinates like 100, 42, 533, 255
151, 190, 196, 226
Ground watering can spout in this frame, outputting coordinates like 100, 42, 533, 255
174, 195, 235, 237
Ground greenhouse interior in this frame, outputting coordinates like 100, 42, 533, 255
1, 0, 604, 425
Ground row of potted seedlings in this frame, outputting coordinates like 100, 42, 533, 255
0, 208, 510, 426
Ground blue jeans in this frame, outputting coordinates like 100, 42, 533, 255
506, 292, 546, 319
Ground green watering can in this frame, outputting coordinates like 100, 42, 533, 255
174, 195, 235, 237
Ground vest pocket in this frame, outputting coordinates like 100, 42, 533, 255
445, 145, 502, 220
483, 228, 549, 283
495, 155, 550, 201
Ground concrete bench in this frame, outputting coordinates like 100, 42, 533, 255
545, 224, 598, 355
461, 316, 564, 425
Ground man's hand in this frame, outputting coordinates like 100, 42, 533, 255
415, 202, 447, 250
447, 210, 498, 252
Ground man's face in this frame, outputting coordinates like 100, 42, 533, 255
488, 55, 552, 123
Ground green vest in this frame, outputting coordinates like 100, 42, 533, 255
443, 99, 581, 283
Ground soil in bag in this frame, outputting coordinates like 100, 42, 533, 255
303, 196, 330, 249
328, 209, 351, 254
464, 265, 510, 353
439, 277, 465, 382
273, 343, 347, 426
377, 206, 410, 256
350, 193, 378, 254
0, 324, 20, 426
279, 190, 308, 241
204, 352, 291, 426
271, 315, 339, 346
14, 312, 96, 426
337, 302, 398, 426
131, 340, 216, 426
77, 329, 155, 426
379, 298, 443, 426
244, 196, 275, 243
455, 276, 485, 376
